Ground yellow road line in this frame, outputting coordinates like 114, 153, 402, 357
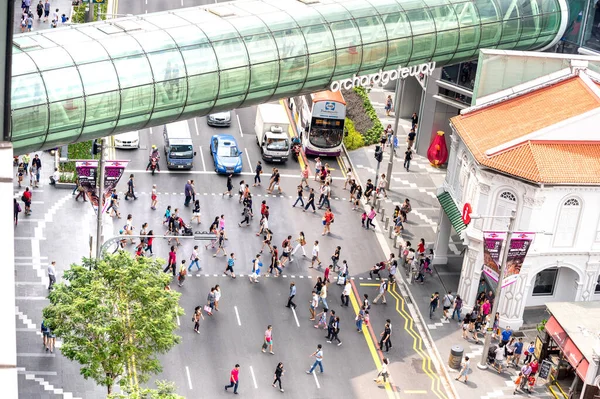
279, 99, 305, 171
359, 283, 380, 287
349, 285, 396, 399
336, 156, 346, 177
388, 286, 448, 399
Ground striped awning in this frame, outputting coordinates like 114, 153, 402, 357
437, 191, 467, 234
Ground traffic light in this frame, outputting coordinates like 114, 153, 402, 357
92, 139, 101, 155
374, 145, 383, 163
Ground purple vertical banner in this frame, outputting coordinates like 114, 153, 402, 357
75, 161, 99, 211
502, 232, 535, 288
482, 231, 506, 283
101, 160, 129, 214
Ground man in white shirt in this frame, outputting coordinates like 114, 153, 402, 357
49, 168, 59, 185
47, 261, 56, 290
310, 241, 321, 268
341, 281, 351, 307
373, 279, 388, 304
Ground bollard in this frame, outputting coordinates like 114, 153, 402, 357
448, 345, 464, 369
384, 216, 390, 230
380, 207, 386, 222
376, 199, 382, 212
388, 225, 393, 239
394, 234, 400, 249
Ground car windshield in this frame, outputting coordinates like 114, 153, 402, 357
169, 144, 194, 159
217, 146, 239, 157
266, 138, 289, 151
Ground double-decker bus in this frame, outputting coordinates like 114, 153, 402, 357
291, 90, 346, 157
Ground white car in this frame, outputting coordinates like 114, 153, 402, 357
113, 131, 140, 149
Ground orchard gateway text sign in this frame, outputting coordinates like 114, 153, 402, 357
330, 62, 436, 92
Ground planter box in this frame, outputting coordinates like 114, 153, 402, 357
55, 182, 76, 190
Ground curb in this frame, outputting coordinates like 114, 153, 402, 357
340, 143, 460, 399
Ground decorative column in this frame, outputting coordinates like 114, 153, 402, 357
432, 209, 451, 265
458, 246, 480, 314
500, 271, 529, 330
580, 261, 600, 302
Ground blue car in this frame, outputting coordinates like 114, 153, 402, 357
210, 134, 243, 174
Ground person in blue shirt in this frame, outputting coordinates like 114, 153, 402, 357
512, 337, 524, 366
500, 326, 513, 346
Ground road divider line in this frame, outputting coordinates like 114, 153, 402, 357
194, 118, 200, 137
149, 127, 153, 135
291, 306, 300, 327
119, 169, 346, 179
236, 114, 243, 137
234, 305, 241, 326
185, 366, 193, 390
249, 366, 258, 389
176, 312, 180, 327
198, 146, 207, 172
312, 370, 321, 389
245, 151, 252, 171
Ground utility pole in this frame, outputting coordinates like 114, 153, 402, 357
477, 210, 517, 370
386, 79, 404, 189
95, 138, 105, 259
86, 1, 95, 23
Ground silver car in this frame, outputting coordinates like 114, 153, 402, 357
207, 111, 231, 127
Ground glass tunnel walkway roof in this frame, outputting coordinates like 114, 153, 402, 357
10, 0, 568, 154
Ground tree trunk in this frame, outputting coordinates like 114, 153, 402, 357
107, 384, 112, 394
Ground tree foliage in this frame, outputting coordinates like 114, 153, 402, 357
42, 252, 183, 394
109, 381, 184, 399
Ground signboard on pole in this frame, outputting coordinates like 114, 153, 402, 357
503, 232, 535, 287
75, 160, 98, 208
482, 231, 535, 288
482, 231, 504, 284
101, 160, 129, 214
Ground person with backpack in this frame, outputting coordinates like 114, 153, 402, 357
378, 322, 392, 352
177, 261, 187, 287
404, 148, 413, 171
365, 206, 376, 230
249, 254, 262, 283
14, 198, 22, 226
373, 278, 389, 304
442, 291, 454, 321
36, 0, 43, 19
452, 295, 463, 321
429, 292, 439, 319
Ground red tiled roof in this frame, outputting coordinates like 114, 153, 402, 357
450, 77, 600, 184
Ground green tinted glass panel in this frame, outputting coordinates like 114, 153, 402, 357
219, 67, 250, 99
12, 73, 46, 109
12, 52, 37, 76
244, 34, 279, 64
119, 85, 154, 120
42, 67, 83, 102
249, 61, 279, 92
63, 41, 110, 65
187, 73, 219, 105
12, 106, 48, 140
278, 56, 308, 86
212, 38, 248, 70
113, 56, 154, 88
48, 100, 84, 132
102, 35, 144, 59
28, 47, 74, 71
383, 12, 413, 67
78, 61, 119, 95
180, 44, 218, 75
84, 92, 120, 126
131, 30, 177, 52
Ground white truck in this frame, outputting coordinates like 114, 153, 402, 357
255, 104, 291, 162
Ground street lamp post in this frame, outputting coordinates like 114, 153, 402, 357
95, 138, 105, 259
386, 78, 404, 189
474, 210, 517, 370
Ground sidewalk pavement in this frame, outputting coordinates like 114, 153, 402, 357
13, 0, 74, 35
343, 85, 554, 399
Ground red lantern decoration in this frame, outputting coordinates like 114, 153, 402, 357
427, 130, 449, 167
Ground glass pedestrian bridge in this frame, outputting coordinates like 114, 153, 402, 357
10, 0, 568, 153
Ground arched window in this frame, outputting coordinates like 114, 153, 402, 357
554, 198, 581, 247
491, 191, 517, 230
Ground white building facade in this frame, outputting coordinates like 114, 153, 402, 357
433, 53, 600, 330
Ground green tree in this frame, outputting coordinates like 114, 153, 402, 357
109, 381, 184, 399
43, 252, 183, 395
